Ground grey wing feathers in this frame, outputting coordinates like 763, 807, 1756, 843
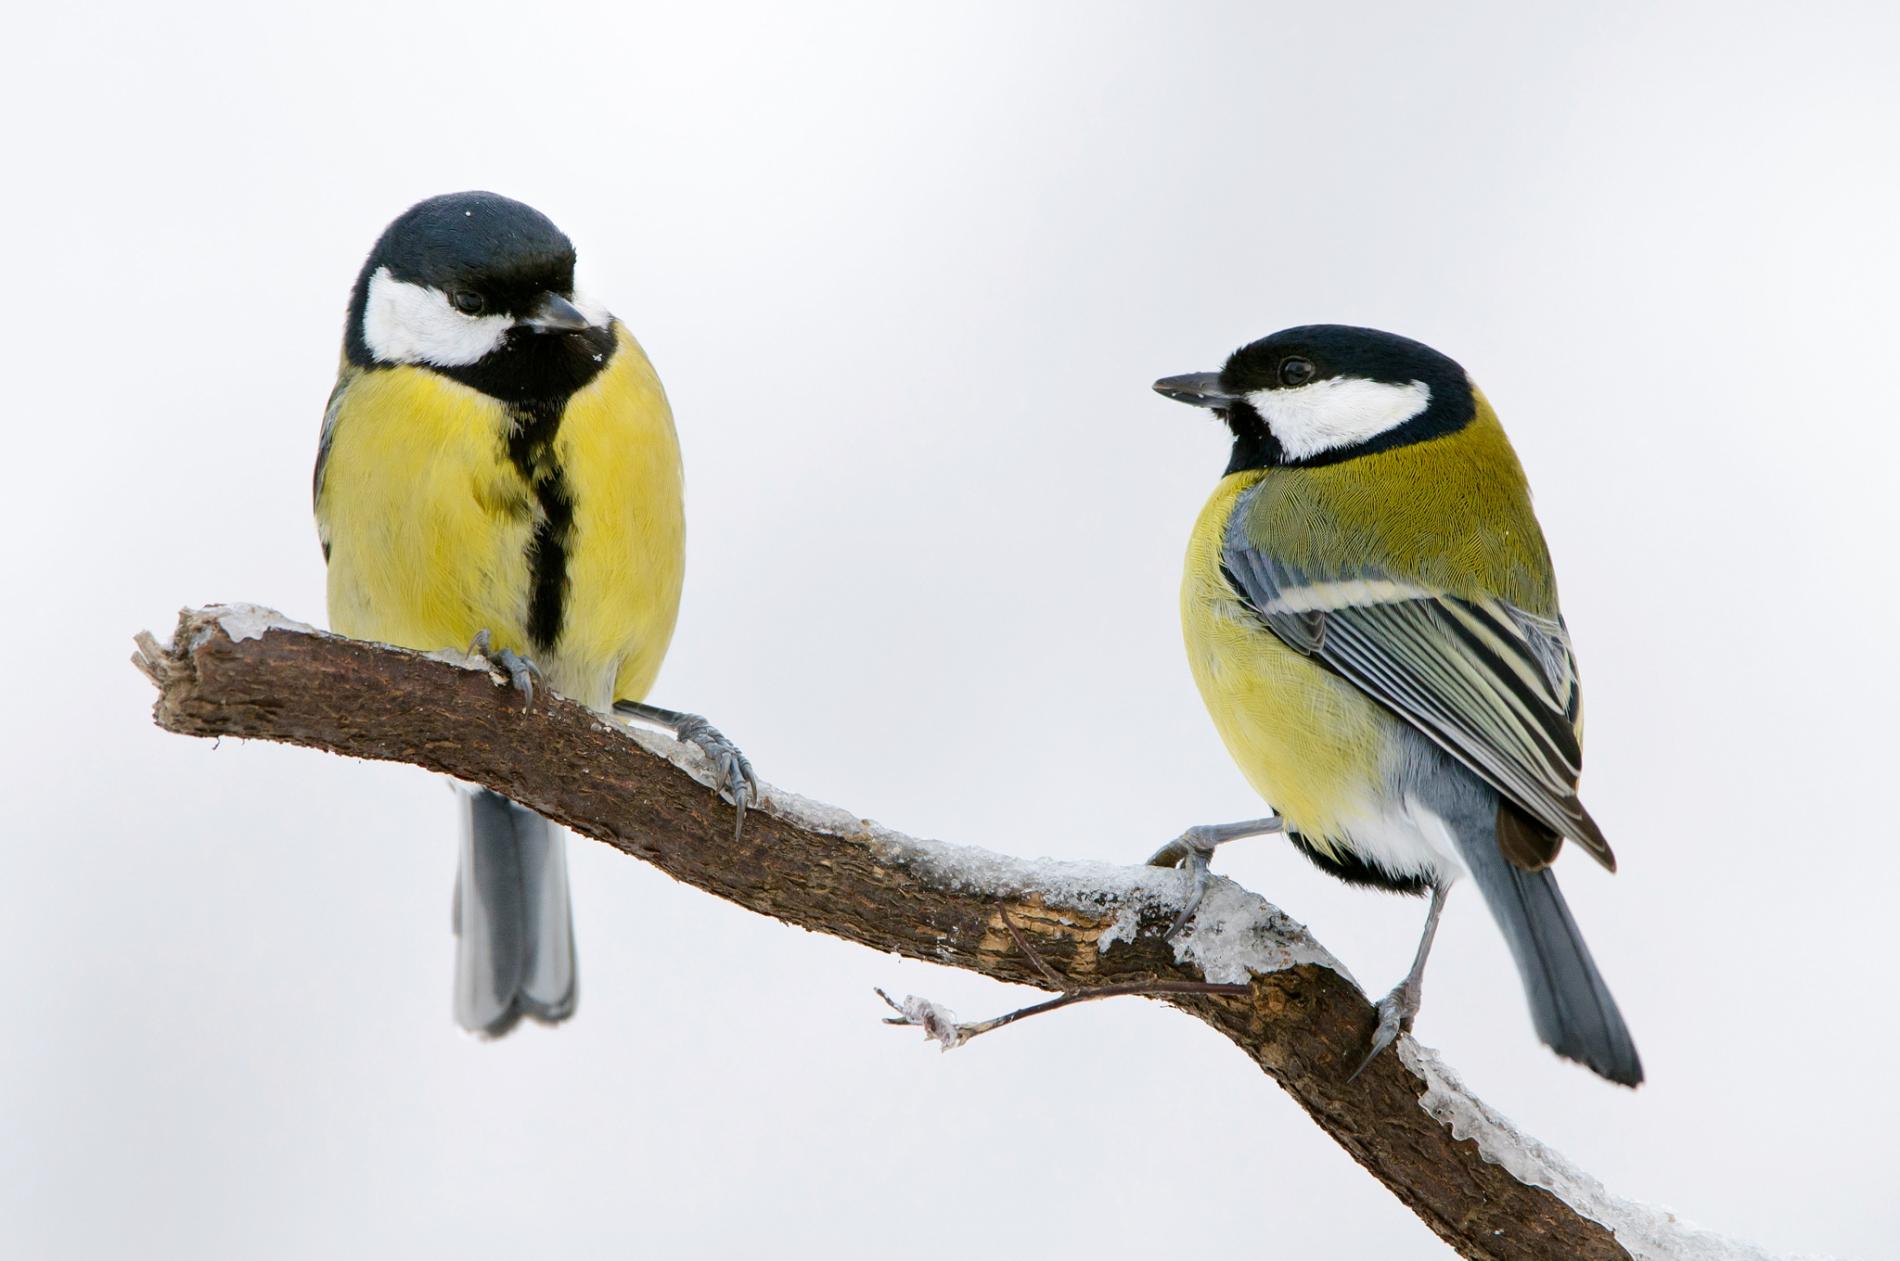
313, 374, 351, 562
314, 374, 349, 509
1221, 502, 1614, 871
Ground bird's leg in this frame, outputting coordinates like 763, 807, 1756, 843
1351, 881, 1450, 1080
1146, 816, 1284, 939
466, 629, 540, 709
614, 700, 759, 840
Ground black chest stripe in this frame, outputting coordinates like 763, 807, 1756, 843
505, 399, 575, 653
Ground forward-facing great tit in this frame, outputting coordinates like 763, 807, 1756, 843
1150, 325, 1640, 1086
314, 191, 753, 1037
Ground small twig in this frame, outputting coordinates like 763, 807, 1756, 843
877, 978, 1251, 1051
881, 910, 1249, 1050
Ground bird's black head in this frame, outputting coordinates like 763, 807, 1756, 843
344, 191, 617, 403
1154, 325, 1475, 473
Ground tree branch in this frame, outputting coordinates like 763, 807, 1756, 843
133, 604, 1773, 1261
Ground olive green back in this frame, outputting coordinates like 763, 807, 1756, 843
1237, 389, 1559, 614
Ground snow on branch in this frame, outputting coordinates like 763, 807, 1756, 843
133, 604, 1791, 1261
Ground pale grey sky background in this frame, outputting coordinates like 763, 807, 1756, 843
4, 2, 1897, 1257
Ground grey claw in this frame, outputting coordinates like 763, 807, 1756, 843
1148, 826, 1224, 939
1162, 847, 1212, 941
1148, 838, 1191, 868
466, 631, 541, 709
1145, 818, 1283, 940
729, 781, 750, 842
1147, 823, 1234, 869
610, 700, 757, 837
1349, 987, 1415, 1081
673, 714, 756, 838
492, 648, 538, 709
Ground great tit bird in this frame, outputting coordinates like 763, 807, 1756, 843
1150, 325, 1641, 1086
314, 191, 754, 1037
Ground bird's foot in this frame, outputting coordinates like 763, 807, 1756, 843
1147, 828, 1222, 940
1146, 816, 1283, 940
1349, 882, 1446, 1080
1350, 978, 1423, 1081
675, 714, 759, 833
614, 701, 759, 840
466, 630, 541, 709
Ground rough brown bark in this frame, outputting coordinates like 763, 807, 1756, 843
133, 605, 1647, 1261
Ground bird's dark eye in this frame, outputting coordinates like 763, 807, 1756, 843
449, 290, 486, 315
1279, 356, 1316, 387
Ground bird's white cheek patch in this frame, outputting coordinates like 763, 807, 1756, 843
361, 267, 512, 367
1248, 377, 1433, 461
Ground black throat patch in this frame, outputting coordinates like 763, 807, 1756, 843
436, 322, 618, 403
1221, 402, 1285, 475
505, 399, 577, 654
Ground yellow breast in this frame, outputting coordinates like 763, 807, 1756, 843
1180, 472, 1393, 853
317, 325, 684, 709
557, 329, 685, 705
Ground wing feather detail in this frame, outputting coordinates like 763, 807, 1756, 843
1221, 497, 1614, 871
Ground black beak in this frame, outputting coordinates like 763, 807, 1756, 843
1152, 372, 1236, 408
519, 292, 592, 334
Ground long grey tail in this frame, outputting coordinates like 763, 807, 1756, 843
1454, 820, 1643, 1086
453, 789, 578, 1036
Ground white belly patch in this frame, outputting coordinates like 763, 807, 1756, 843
1330, 794, 1470, 886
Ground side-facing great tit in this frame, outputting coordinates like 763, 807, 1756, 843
1150, 324, 1640, 1086
314, 191, 755, 1037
